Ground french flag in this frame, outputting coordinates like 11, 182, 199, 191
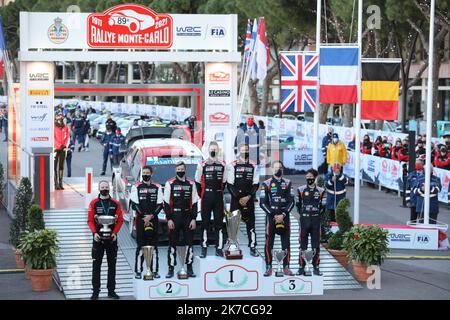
319, 46, 359, 104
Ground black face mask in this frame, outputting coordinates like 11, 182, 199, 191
176, 171, 186, 179
307, 178, 315, 186
100, 190, 109, 197
210, 151, 216, 158
142, 175, 151, 182
274, 169, 283, 178
242, 152, 249, 161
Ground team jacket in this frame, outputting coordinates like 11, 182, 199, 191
163, 177, 199, 220
110, 134, 125, 156
413, 175, 442, 214
87, 196, 124, 234
130, 181, 163, 218
296, 185, 325, 217
195, 159, 227, 196
226, 160, 260, 199
406, 171, 422, 208
259, 177, 294, 217
434, 153, 450, 170
324, 172, 348, 210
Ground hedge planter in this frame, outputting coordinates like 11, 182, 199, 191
14, 250, 25, 269
328, 249, 348, 269
352, 260, 372, 282
29, 269, 54, 292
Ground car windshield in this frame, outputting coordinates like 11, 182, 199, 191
148, 164, 199, 185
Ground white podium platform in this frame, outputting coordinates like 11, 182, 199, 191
134, 247, 323, 299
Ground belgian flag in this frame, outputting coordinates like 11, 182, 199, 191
361, 61, 400, 120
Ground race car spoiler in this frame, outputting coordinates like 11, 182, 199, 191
120, 127, 175, 152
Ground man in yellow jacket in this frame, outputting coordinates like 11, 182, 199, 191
326, 133, 347, 168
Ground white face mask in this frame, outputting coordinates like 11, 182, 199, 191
333, 138, 338, 144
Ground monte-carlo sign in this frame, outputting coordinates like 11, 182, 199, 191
20, 4, 237, 51
87, 4, 173, 49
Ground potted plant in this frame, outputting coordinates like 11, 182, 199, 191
18, 229, 59, 292
342, 224, 389, 282
325, 198, 353, 268
8, 178, 33, 269
28, 204, 45, 232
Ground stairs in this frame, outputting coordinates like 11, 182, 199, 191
44, 209, 135, 299
243, 208, 362, 290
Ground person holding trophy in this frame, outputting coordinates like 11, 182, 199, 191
260, 161, 295, 277
130, 165, 164, 279
227, 143, 260, 257
195, 141, 227, 258
87, 181, 124, 300
296, 169, 325, 276
164, 161, 199, 279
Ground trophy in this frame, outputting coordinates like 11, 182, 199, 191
95, 215, 116, 240
142, 246, 155, 281
302, 250, 314, 277
224, 210, 243, 259
273, 249, 287, 277
177, 246, 189, 280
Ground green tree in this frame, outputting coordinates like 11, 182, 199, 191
9, 177, 33, 248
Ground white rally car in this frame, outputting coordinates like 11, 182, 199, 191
108, 9, 155, 33
112, 128, 205, 240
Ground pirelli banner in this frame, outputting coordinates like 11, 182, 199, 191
361, 59, 401, 120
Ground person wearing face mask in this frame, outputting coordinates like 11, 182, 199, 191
361, 135, 373, 155
326, 133, 347, 169
234, 116, 261, 165
406, 161, 424, 222
53, 112, 70, 190
296, 169, 325, 276
227, 144, 260, 257
415, 139, 426, 159
324, 163, 348, 222
72, 111, 86, 152
413, 164, 442, 224
377, 138, 390, 158
164, 162, 199, 278
347, 135, 356, 151
195, 141, 227, 258
130, 166, 163, 279
391, 139, 403, 161
321, 128, 335, 173
87, 181, 124, 300
260, 161, 294, 277
110, 128, 125, 166
398, 139, 410, 163
434, 145, 450, 170
100, 128, 114, 176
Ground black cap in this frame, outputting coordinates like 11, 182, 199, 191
332, 133, 339, 139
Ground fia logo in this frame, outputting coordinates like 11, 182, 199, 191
210, 26, 225, 38
416, 234, 430, 244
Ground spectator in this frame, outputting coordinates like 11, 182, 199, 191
434, 145, 450, 170
0, 107, 7, 142
361, 135, 372, 155
443, 134, 450, 150
415, 139, 426, 159
101, 128, 114, 176
322, 127, 334, 159
105, 114, 117, 132
398, 139, 409, 163
72, 111, 86, 152
54, 112, 70, 190
391, 139, 403, 161
377, 138, 391, 158
234, 116, 260, 165
326, 133, 347, 168
82, 112, 91, 152
347, 135, 355, 151
66, 133, 75, 178
372, 136, 383, 156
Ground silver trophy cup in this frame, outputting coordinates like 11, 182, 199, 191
302, 250, 314, 277
273, 249, 287, 277
177, 246, 188, 280
142, 246, 155, 281
224, 210, 243, 259
95, 215, 116, 240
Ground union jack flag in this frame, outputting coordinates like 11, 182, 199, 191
280, 52, 318, 113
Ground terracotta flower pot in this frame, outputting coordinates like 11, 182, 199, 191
352, 260, 372, 282
327, 249, 348, 269
14, 250, 25, 269
29, 269, 54, 292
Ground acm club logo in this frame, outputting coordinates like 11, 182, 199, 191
48, 17, 69, 44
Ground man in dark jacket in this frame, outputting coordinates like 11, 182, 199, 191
324, 163, 348, 222
406, 161, 423, 222
100, 129, 114, 176
234, 116, 261, 165
72, 111, 86, 152
413, 164, 442, 224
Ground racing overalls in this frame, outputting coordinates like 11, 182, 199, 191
163, 177, 199, 268
297, 185, 325, 268
227, 160, 260, 249
130, 181, 163, 274
195, 159, 227, 250
87, 195, 123, 294
260, 177, 295, 268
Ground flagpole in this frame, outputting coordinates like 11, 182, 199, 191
354, 0, 363, 224
238, 45, 258, 118
423, 0, 435, 226
312, 0, 321, 170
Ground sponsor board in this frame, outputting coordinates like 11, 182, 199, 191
87, 4, 173, 49
208, 90, 230, 97
176, 26, 202, 37
27, 89, 51, 96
